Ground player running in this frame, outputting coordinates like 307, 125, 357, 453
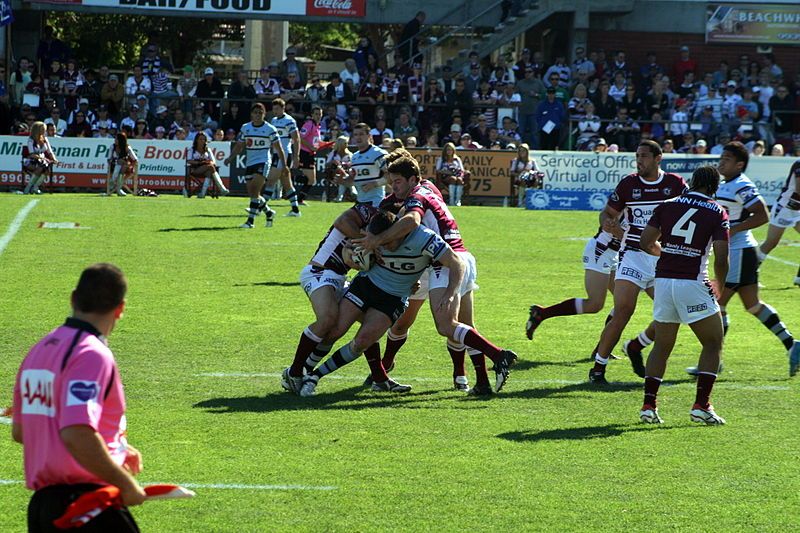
267, 98, 302, 217
224, 103, 287, 229
687, 142, 800, 376
757, 158, 800, 287
349, 123, 389, 207
356, 155, 515, 396
638, 166, 730, 425
282, 202, 378, 392
300, 210, 517, 397
588, 140, 688, 385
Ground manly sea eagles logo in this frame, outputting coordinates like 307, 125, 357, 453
663, 187, 672, 196
632, 188, 642, 200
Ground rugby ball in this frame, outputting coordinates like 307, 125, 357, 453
345, 245, 374, 271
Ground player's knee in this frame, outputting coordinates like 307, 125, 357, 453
314, 314, 337, 336
351, 334, 371, 354
612, 303, 635, 320
583, 298, 604, 314
434, 320, 456, 338
746, 302, 764, 315
390, 323, 409, 337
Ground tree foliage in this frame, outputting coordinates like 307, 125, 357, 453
288, 22, 362, 59
47, 13, 243, 69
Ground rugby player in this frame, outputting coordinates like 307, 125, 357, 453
224, 103, 287, 229
639, 166, 730, 425
349, 123, 389, 207
300, 210, 517, 397
267, 98, 302, 217
355, 156, 517, 396
757, 158, 800, 287
588, 140, 688, 385
687, 142, 800, 376
282, 202, 378, 392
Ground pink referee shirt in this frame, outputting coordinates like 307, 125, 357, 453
299, 119, 321, 154
13, 318, 127, 491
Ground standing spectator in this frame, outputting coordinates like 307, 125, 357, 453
36, 26, 70, 70
435, 142, 466, 206
177, 65, 198, 113
196, 67, 224, 121
760, 53, 782, 79
124, 66, 151, 103
254, 65, 280, 103
473, 79, 499, 127
498, 82, 522, 123
45, 62, 64, 109
712, 60, 729, 88
279, 47, 307, 85
446, 78, 473, 129
325, 74, 354, 119
517, 66, 544, 147
101, 74, 124, 119
536, 87, 566, 150
770, 84, 795, 148
673, 46, 697, 86
571, 46, 595, 79
544, 55, 570, 88
421, 77, 446, 135
356, 72, 382, 122
353, 37, 377, 74
10, 264, 147, 532
513, 48, 534, 76
340, 58, 361, 88
227, 70, 256, 115
464, 63, 483, 97
398, 11, 426, 63
150, 65, 177, 113
9, 57, 33, 109
140, 44, 164, 78
438, 65, 456, 94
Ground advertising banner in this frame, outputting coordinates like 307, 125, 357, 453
706, 4, 800, 45
0, 136, 231, 191
407, 148, 515, 197
31, 0, 362, 17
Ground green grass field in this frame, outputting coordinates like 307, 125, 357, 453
1, 194, 799, 532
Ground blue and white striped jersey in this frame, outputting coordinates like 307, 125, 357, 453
715, 173, 762, 250
365, 226, 448, 297
270, 114, 298, 155
237, 121, 279, 167
350, 145, 388, 206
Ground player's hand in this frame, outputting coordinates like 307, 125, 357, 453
123, 444, 143, 475
120, 483, 147, 507
436, 294, 459, 316
410, 281, 421, 295
353, 231, 380, 252
291, 158, 299, 170
281, 167, 290, 179
710, 279, 722, 300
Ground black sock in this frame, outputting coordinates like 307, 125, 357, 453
756, 304, 794, 350
246, 199, 260, 224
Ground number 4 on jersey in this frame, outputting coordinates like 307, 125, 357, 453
673, 208, 698, 244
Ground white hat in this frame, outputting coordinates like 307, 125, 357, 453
696, 139, 707, 147
79, 98, 89, 105
156, 105, 168, 114
450, 123, 461, 132
204, 67, 214, 76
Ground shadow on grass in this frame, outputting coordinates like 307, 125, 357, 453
186, 214, 243, 219
195, 387, 461, 413
513, 359, 584, 372
232, 281, 301, 287
502, 377, 696, 400
158, 226, 237, 232
498, 423, 676, 442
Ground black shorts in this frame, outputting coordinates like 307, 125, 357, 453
29, 484, 140, 533
244, 163, 268, 179
725, 246, 759, 289
299, 150, 316, 169
344, 274, 408, 324
269, 153, 293, 169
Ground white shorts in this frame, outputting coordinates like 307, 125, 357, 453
653, 278, 720, 324
428, 251, 479, 297
769, 203, 800, 229
582, 238, 619, 275
300, 265, 346, 298
408, 268, 429, 301
615, 250, 657, 290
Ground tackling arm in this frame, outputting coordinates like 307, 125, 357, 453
333, 208, 367, 239
353, 211, 421, 252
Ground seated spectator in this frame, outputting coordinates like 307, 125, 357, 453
676, 71, 695, 99
456, 132, 480, 150
676, 131, 695, 153
45, 63, 64, 108
62, 59, 84, 112
220, 102, 246, 133
325, 74, 353, 119
357, 72, 382, 121
254, 65, 280, 102
468, 115, 490, 146
140, 43, 167, 77
611, 50, 631, 79
279, 72, 306, 104
224, 128, 236, 141
65, 111, 92, 137
68, 98, 95, 125
710, 132, 730, 155
25, 74, 45, 109
608, 71, 627, 102
446, 79, 473, 128
593, 79, 617, 130
153, 125, 167, 140
79, 69, 101, 108
394, 110, 418, 145
593, 137, 608, 152
381, 70, 404, 107
464, 63, 483, 97
125, 65, 152, 99
662, 138, 674, 153
406, 136, 418, 147
370, 118, 393, 145
605, 106, 640, 151
639, 51, 663, 82
227, 70, 256, 114
645, 76, 670, 118
694, 139, 708, 154
498, 82, 521, 122
751, 139, 766, 156
669, 98, 690, 137
473, 80, 499, 128
568, 83, 591, 118
305, 75, 325, 106
621, 85, 644, 120
353, 36, 377, 73
151, 64, 177, 112
150, 105, 171, 132
544, 55, 570, 88
340, 58, 361, 88
45, 122, 57, 138
44, 106, 67, 136
644, 110, 666, 143
196, 67, 224, 120
321, 105, 345, 136
770, 144, 784, 156
120, 104, 140, 131
100, 74, 124, 118
576, 101, 601, 149
498, 117, 522, 146
177, 65, 198, 113
362, 53, 383, 79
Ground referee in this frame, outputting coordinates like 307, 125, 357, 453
12, 263, 146, 532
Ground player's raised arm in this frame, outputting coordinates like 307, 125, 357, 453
333, 207, 369, 239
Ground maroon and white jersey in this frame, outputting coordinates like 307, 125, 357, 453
775, 159, 800, 210
647, 192, 729, 281
404, 184, 467, 252
592, 227, 621, 255
607, 170, 688, 251
380, 179, 443, 214
310, 203, 376, 275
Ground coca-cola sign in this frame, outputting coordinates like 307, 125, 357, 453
307, 0, 366, 17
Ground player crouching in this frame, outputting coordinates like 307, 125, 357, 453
638, 166, 730, 425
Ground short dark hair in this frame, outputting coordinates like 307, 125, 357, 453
251, 103, 266, 114
353, 122, 371, 134
690, 165, 721, 196
638, 139, 662, 157
386, 155, 420, 180
72, 263, 127, 314
272, 98, 286, 108
723, 141, 749, 171
367, 210, 397, 235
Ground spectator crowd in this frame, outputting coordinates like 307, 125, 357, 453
3, 24, 800, 159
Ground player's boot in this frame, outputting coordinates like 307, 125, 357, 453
639, 405, 663, 424
685, 362, 725, 376
453, 375, 469, 392
265, 208, 276, 228
467, 382, 493, 397
281, 367, 303, 394
588, 368, 609, 386
494, 350, 517, 392
623, 340, 646, 378
794, 276, 800, 288
1, 406, 12, 421
362, 363, 394, 387
285, 210, 302, 217
239, 222, 254, 229
299, 375, 319, 397
371, 379, 412, 393
789, 341, 800, 377
690, 404, 726, 425
525, 305, 543, 340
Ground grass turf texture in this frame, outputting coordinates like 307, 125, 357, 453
1, 194, 799, 531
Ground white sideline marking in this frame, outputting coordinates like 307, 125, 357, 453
0, 479, 335, 491
196, 372, 788, 390
0, 199, 38, 256
0, 417, 10, 425
765, 255, 799, 267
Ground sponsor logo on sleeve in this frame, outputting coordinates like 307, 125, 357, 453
21, 369, 55, 417
66, 380, 100, 407
663, 187, 672, 196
